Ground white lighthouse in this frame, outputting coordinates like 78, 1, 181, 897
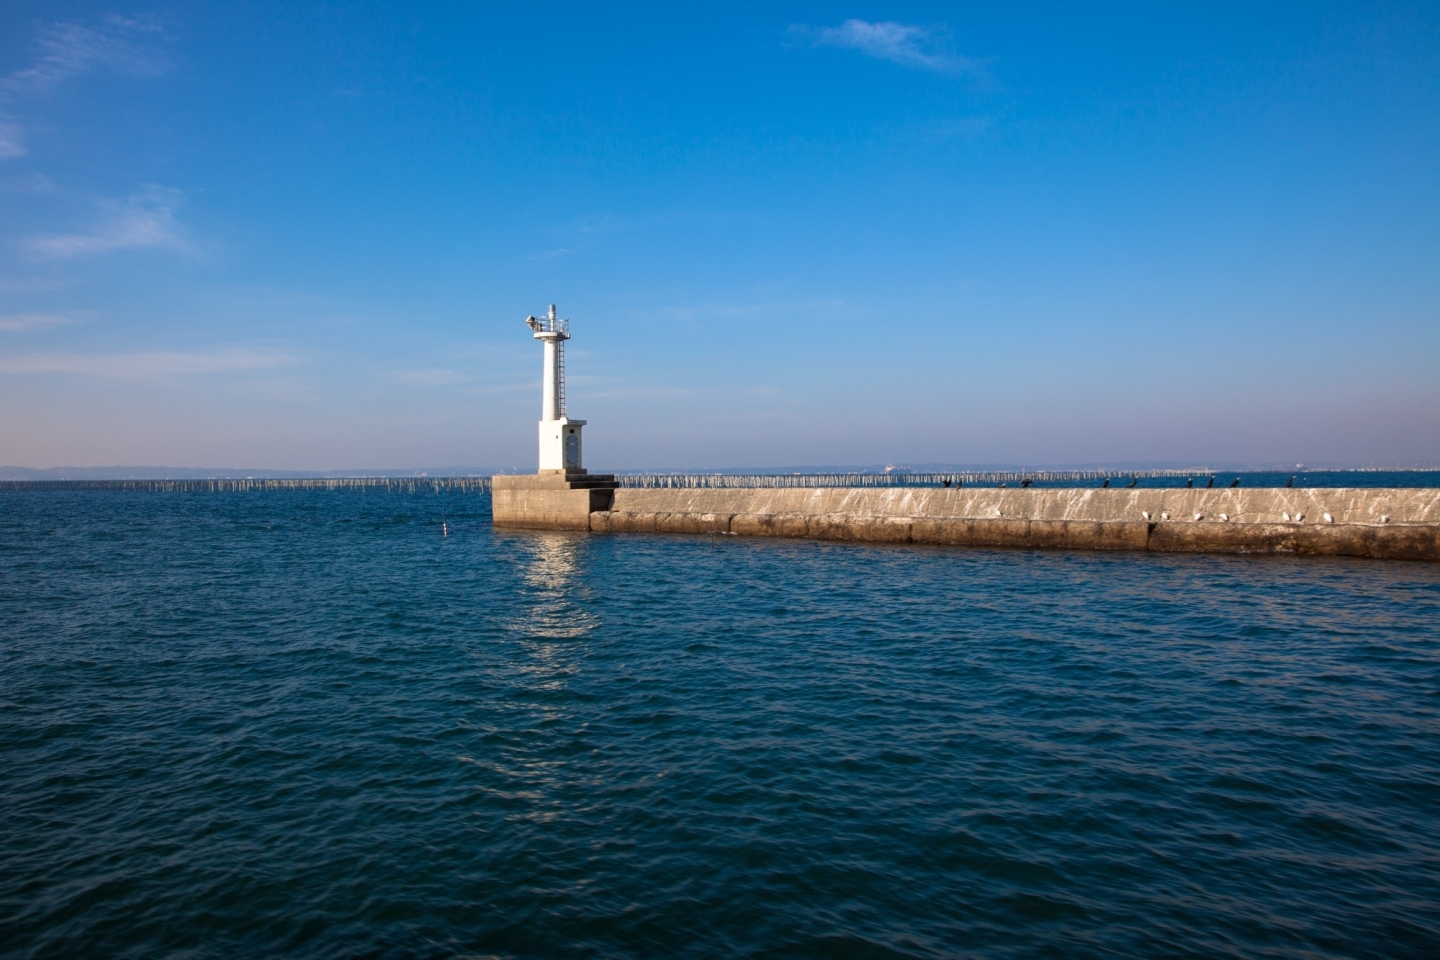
525, 304, 587, 474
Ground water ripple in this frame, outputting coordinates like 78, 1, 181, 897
1, 489, 1438, 958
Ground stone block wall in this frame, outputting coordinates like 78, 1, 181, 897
587, 487, 1440, 561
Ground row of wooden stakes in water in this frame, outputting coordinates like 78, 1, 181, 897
0, 470, 1329, 494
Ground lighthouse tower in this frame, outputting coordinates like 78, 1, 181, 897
491, 304, 616, 528
525, 304, 586, 474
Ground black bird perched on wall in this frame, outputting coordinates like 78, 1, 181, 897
1206, 476, 1215, 488
1021, 478, 1033, 488
1186, 478, 1194, 488
1285, 475, 1295, 488
942, 480, 951, 488
1101, 478, 1110, 488
1128, 478, 1138, 488
1229, 478, 1240, 488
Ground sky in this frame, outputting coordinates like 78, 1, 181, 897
1, 2, 1437, 472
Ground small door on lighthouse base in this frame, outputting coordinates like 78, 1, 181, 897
539, 418, 586, 473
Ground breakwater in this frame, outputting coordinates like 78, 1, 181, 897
8, 476, 1440, 559
496, 486, 1440, 561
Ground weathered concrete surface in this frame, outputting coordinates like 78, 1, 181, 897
605, 486, 1440, 524
583, 487, 1440, 561
492, 473, 616, 530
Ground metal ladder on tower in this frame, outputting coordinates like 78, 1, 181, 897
555, 336, 567, 418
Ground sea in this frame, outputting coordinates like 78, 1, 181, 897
2, 483, 1438, 959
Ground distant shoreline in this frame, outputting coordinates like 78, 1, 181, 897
4, 464, 1439, 483
5, 469, 1440, 492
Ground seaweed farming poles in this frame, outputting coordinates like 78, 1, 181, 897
0, 478, 495, 493
8, 470, 1437, 494
615, 470, 1208, 490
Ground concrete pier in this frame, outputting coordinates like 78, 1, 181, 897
492, 486, 1440, 561
492, 472, 617, 530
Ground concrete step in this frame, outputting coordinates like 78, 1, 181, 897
491, 473, 618, 492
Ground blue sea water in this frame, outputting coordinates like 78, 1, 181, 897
2, 489, 1438, 959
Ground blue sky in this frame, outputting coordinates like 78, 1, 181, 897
1, 2, 1437, 471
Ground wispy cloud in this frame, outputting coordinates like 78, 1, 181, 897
526, 247, 574, 261
1, 15, 170, 96
0, 313, 73, 332
0, 348, 293, 378
794, 20, 979, 75
584, 387, 696, 400
656, 298, 847, 323
0, 16, 171, 162
920, 117, 993, 141
575, 216, 630, 236
391, 367, 468, 386
0, 120, 24, 159
0, 172, 53, 193
29, 185, 194, 259
0, 277, 63, 293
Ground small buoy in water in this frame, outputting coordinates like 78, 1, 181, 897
442, 522, 448, 537
1323, 513, 1334, 524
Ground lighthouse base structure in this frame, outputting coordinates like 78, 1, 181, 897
539, 418, 586, 472
492, 471, 618, 530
